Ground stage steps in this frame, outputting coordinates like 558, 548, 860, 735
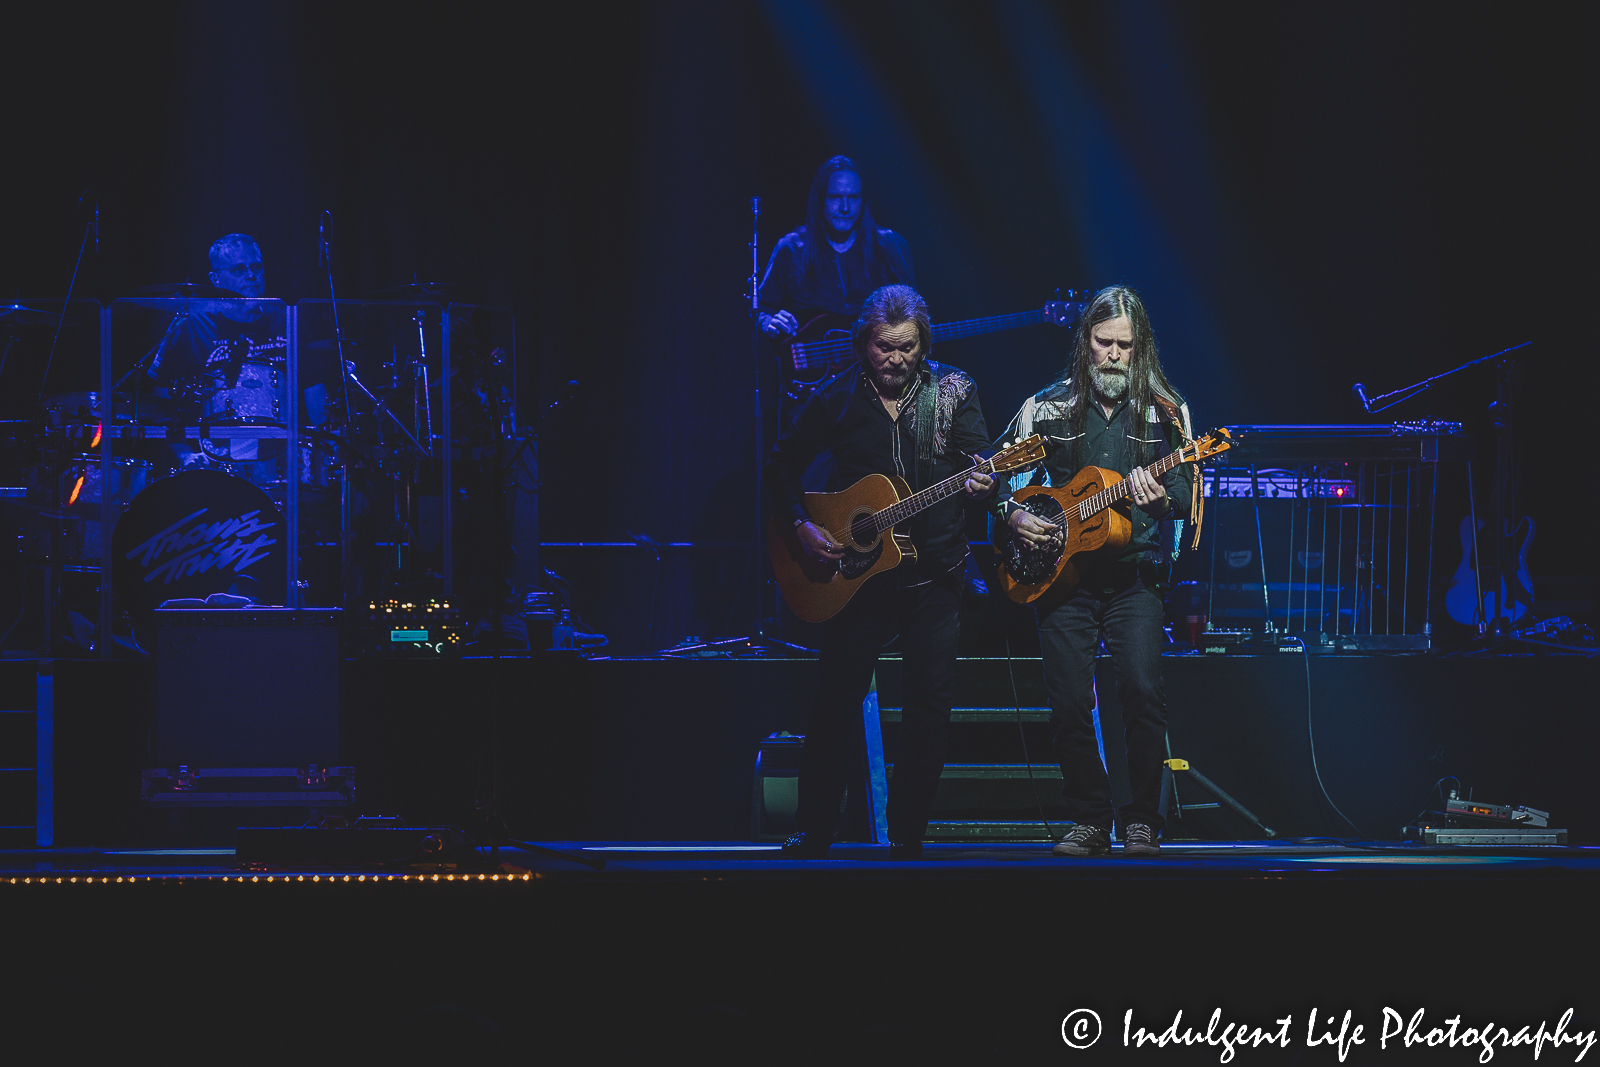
875, 656, 1070, 842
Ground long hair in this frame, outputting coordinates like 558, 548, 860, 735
800, 155, 890, 289
851, 284, 931, 364
1059, 286, 1185, 465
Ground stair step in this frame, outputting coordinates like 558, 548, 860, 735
889, 763, 1061, 780
925, 820, 1057, 841
879, 707, 1050, 723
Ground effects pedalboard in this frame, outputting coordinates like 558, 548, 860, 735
1403, 789, 1566, 846
355, 598, 468, 657
1191, 629, 1304, 655
1187, 629, 1429, 655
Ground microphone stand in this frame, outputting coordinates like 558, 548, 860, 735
319, 211, 355, 427
37, 191, 98, 405
749, 195, 775, 638
1350, 340, 1529, 415
671, 198, 811, 657
343, 360, 427, 455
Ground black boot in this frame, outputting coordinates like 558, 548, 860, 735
784, 775, 847, 859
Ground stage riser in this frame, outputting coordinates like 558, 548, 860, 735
16, 655, 1594, 846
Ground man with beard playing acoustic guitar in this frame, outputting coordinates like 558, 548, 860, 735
766, 284, 995, 859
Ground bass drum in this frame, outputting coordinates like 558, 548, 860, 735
111, 470, 287, 614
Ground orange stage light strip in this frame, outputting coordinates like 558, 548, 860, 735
66, 474, 86, 507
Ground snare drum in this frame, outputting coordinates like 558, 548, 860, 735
60, 454, 153, 515
202, 356, 286, 463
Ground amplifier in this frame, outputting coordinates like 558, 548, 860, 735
155, 608, 341, 767
1205, 470, 1356, 500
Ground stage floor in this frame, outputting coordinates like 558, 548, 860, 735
4, 839, 1597, 1059
5, 836, 1597, 880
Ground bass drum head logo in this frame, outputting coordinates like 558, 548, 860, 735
112, 470, 285, 613
1297, 550, 1325, 570
1225, 549, 1253, 569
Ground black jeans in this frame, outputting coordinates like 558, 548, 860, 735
796, 563, 962, 844
1037, 568, 1168, 834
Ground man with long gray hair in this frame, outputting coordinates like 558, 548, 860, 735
992, 286, 1195, 857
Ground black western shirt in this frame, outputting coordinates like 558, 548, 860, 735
766, 359, 991, 577
996, 382, 1195, 588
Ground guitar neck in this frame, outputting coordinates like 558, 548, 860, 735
870, 460, 991, 535
931, 309, 1045, 344
792, 308, 1047, 370
1074, 448, 1190, 522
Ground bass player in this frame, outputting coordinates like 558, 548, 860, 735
991, 286, 1194, 858
757, 156, 915, 340
765, 284, 994, 859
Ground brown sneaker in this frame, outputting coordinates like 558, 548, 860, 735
1121, 823, 1160, 856
1051, 823, 1111, 857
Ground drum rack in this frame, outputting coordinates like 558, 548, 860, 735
2, 298, 520, 659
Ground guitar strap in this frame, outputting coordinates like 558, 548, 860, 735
911, 368, 938, 491
1151, 394, 1205, 553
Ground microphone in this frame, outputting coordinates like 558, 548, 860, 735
319, 210, 332, 270
1352, 383, 1371, 412
751, 196, 761, 218
92, 197, 100, 253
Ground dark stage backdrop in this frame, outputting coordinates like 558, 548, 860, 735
3, 2, 1591, 653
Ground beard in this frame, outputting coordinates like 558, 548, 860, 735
871, 357, 920, 398
1090, 363, 1129, 403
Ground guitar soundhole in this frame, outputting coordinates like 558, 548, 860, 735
838, 539, 883, 579
1004, 496, 1068, 585
849, 513, 878, 550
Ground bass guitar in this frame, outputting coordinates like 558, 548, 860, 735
770, 434, 1047, 622
993, 429, 1234, 605
1444, 514, 1535, 628
785, 294, 1087, 388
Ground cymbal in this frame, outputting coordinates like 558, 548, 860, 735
304, 338, 361, 351
0, 302, 54, 327
361, 280, 474, 302
125, 281, 237, 298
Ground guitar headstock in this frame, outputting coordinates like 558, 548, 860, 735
1043, 289, 1089, 328
1181, 427, 1234, 464
990, 433, 1048, 474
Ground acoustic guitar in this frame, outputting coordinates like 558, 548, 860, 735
993, 429, 1233, 605
785, 295, 1087, 388
769, 434, 1047, 622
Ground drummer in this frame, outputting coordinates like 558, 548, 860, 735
147, 234, 292, 472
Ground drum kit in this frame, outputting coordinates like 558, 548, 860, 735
0, 282, 499, 655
